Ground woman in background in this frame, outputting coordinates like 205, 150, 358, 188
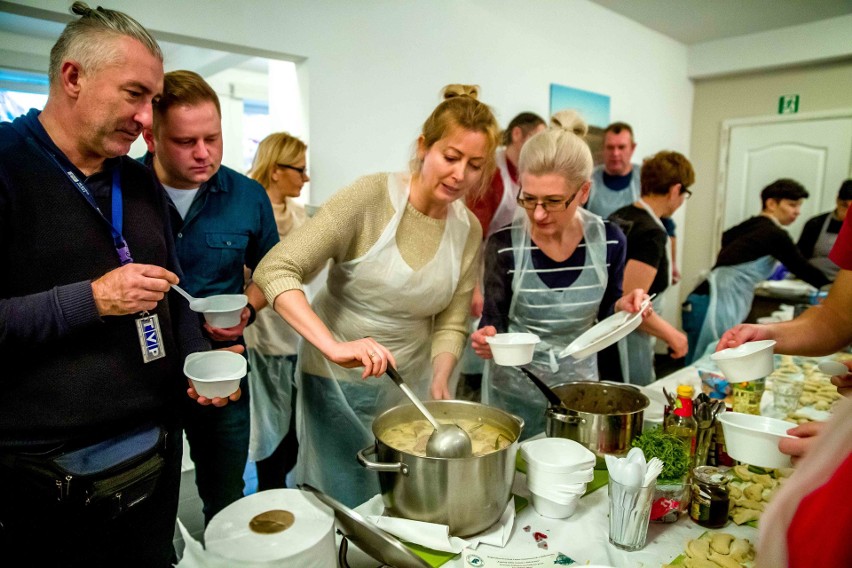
244, 132, 310, 490
472, 110, 647, 438
254, 85, 500, 506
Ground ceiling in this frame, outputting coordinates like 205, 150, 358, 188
588, 0, 852, 44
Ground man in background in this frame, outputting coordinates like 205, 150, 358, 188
683, 178, 830, 363
797, 179, 851, 281
143, 70, 278, 523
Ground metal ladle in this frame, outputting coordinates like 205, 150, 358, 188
385, 366, 472, 458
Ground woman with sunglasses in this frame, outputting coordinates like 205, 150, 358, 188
608, 151, 692, 385
254, 85, 500, 506
243, 132, 310, 491
471, 111, 647, 438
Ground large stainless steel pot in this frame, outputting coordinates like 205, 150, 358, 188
357, 400, 523, 537
545, 381, 649, 467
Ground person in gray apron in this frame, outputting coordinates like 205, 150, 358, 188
254, 85, 501, 507
610, 151, 693, 385
683, 178, 830, 364
797, 179, 851, 281
472, 110, 648, 439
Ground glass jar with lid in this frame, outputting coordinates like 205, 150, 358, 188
689, 466, 730, 529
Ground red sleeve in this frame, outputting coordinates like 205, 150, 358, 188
466, 171, 504, 239
786, 452, 852, 567
828, 215, 852, 269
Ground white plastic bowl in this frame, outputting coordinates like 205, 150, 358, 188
521, 437, 596, 473
527, 465, 595, 485
530, 490, 580, 519
717, 412, 795, 469
184, 351, 246, 398
711, 339, 776, 381
527, 478, 588, 497
192, 294, 248, 328
485, 333, 540, 366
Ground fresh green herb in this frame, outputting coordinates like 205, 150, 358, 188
631, 427, 689, 482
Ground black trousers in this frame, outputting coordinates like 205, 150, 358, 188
0, 425, 182, 568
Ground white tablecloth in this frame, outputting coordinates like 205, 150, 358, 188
344, 368, 758, 567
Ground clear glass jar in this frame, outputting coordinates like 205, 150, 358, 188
689, 466, 730, 529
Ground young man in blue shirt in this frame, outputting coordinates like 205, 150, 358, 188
142, 70, 278, 523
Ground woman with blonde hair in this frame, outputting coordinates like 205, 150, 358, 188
244, 132, 309, 490
472, 110, 647, 438
254, 85, 500, 506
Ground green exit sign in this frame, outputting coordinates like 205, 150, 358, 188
778, 94, 800, 114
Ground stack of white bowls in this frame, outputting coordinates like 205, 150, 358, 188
521, 437, 596, 519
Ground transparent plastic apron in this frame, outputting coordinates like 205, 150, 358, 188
482, 208, 608, 439
692, 256, 777, 362
295, 172, 468, 507
811, 214, 841, 280
618, 200, 671, 386
486, 147, 522, 237
587, 165, 640, 219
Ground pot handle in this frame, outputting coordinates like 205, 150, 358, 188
356, 445, 409, 476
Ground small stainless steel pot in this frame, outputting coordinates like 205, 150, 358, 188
545, 381, 649, 467
357, 400, 523, 537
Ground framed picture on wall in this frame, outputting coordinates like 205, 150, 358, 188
549, 84, 610, 166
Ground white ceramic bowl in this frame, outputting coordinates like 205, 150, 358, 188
184, 351, 246, 398
717, 412, 795, 469
485, 333, 540, 366
521, 437, 597, 473
529, 491, 580, 518
711, 340, 776, 381
192, 294, 248, 328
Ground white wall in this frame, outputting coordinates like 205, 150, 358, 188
8, 0, 693, 205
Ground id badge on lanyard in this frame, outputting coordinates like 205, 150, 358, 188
54, 156, 166, 363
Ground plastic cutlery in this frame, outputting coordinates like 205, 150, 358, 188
818, 360, 849, 377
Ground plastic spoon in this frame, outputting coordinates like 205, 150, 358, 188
818, 360, 850, 377
385, 366, 472, 459
172, 284, 206, 310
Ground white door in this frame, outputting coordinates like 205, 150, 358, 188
721, 116, 852, 242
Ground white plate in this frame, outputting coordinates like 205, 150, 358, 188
558, 299, 649, 360
760, 279, 816, 295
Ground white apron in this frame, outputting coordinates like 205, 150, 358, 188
811, 213, 841, 280
482, 208, 608, 439
618, 200, 672, 386
295, 172, 469, 507
486, 147, 522, 237
586, 164, 641, 219
692, 255, 777, 363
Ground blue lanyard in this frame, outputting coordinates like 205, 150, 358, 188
43, 150, 134, 265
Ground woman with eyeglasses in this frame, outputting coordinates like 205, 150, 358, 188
253, 85, 499, 506
243, 132, 311, 491
608, 151, 692, 386
471, 110, 648, 438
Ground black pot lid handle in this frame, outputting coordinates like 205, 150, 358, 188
300, 484, 432, 568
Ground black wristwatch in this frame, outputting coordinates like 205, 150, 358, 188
246, 303, 257, 326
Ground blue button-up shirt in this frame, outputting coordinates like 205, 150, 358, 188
142, 155, 279, 298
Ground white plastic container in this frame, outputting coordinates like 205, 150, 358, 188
192, 294, 248, 328
485, 333, 540, 366
529, 490, 580, 519
717, 412, 795, 469
711, 339, 776, 381
521, 437, 597, 473
184, 350, 246, 398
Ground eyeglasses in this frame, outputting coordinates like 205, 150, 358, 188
680, 183, 692, 200
516, 188, 578, 212
277, 163, 308, 177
